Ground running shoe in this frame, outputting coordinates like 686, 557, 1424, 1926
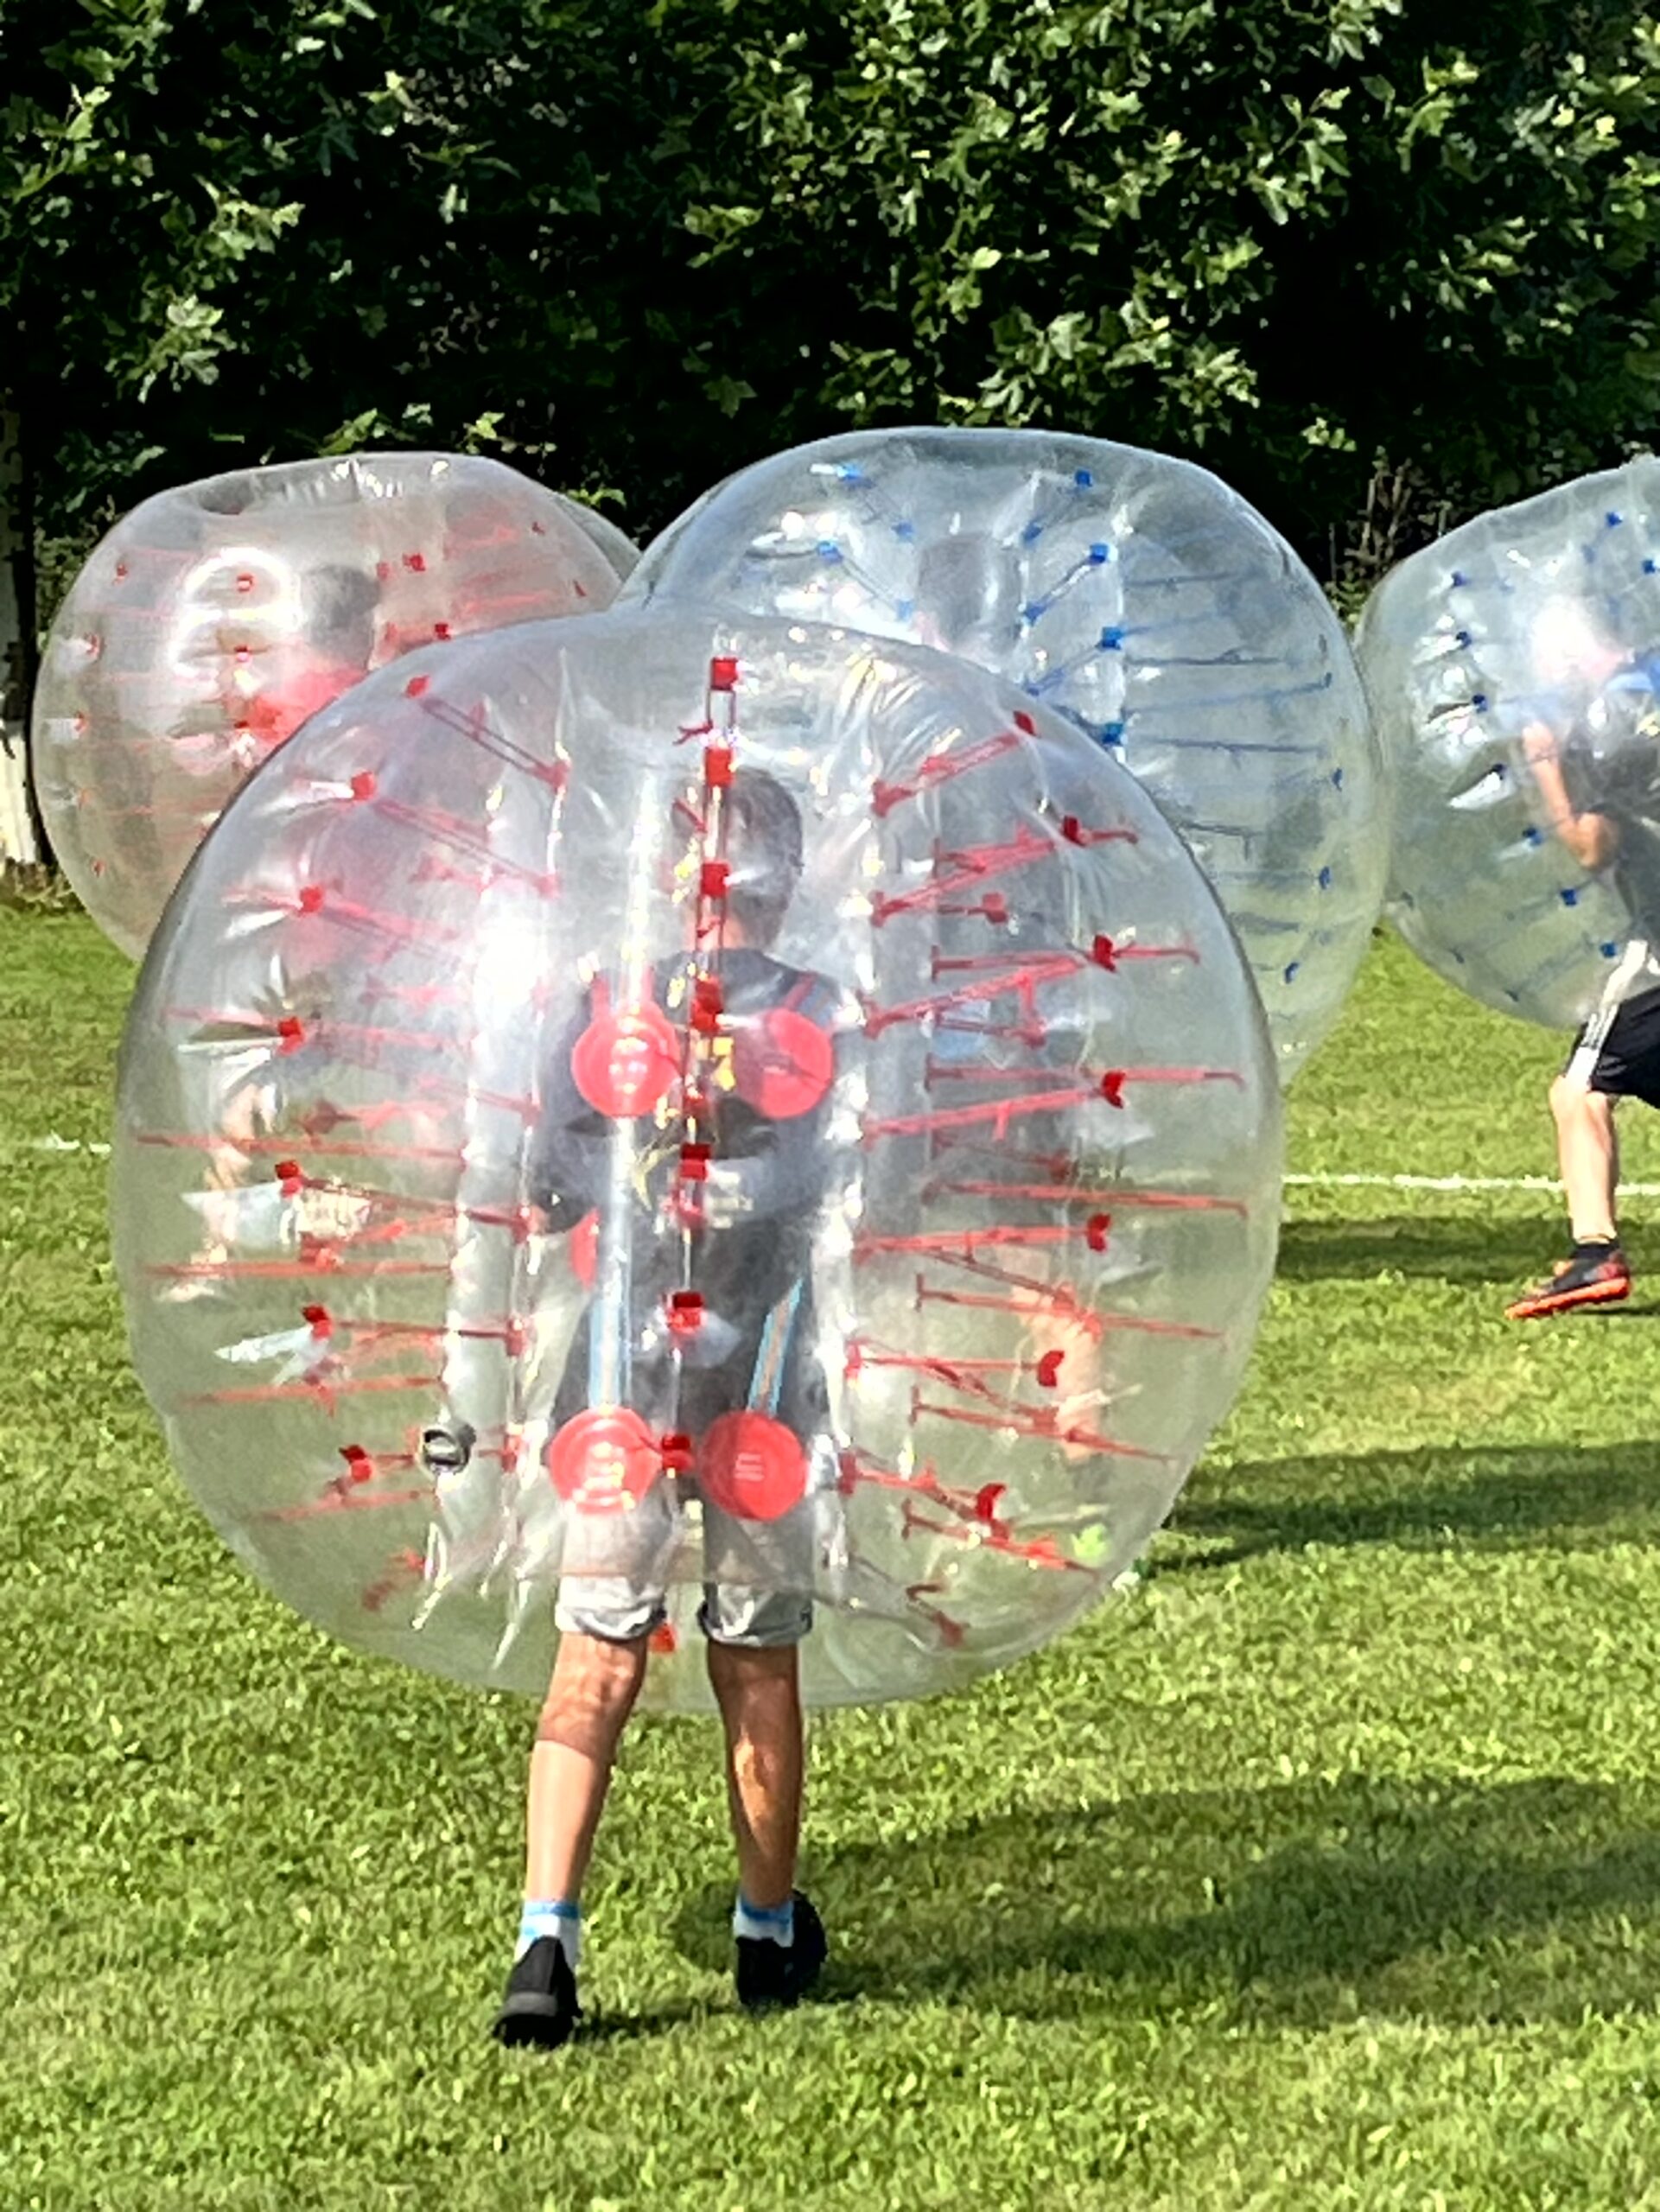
735, 1891, 828, 2012
1505, 1244, 1631, 1319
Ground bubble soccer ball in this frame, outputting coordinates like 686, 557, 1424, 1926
1356, 461, 1660, 1033
624, 428, 1384, 1079
33, 453, 635, 957
113, 608, 1282, 1709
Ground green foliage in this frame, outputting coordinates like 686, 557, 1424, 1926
659, 0, 1660, 541
6, 3, 1660, 575
12, 915, 1660, 2207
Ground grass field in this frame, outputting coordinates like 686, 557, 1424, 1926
6, 906, 1660, 2211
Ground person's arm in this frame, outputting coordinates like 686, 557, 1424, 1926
702, 980, 843, 1226
1523, 721, 1621, 871
703, 1098, 830, 1225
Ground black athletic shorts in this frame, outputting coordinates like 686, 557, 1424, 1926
1566, 983, 1660, 1107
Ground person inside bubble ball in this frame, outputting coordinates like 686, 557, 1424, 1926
492, 770, 841, 2049
223, 563, 380, 764
1509, 613, 1660, 1319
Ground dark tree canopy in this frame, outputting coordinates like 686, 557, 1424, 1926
3, 0, 1660, 575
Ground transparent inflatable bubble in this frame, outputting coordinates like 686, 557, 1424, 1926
1358, 461, 1660, 1032
33, 452, 635, 957
113, 608, 1282, 1709
625, 428, 1383, 1078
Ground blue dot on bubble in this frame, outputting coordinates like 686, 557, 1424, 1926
1560, 887, 1580, 907
1318, 866, 1332, 891
894, 599, 914, 621
835, 463, 866, 483
1021, 602, 1046, 625
1472, 693, 1489, 712
1607, 512, 1625, 528
1646, 557, 1658, 576
1602, 942, 1619, 958
1098, 626, 1125, 651
1073, 469, 1093, 488
1451, 569, 1467, 588
817, 541, 843, 563
1088, 543, 1110, 565
1283, 962, 1301, 985
1332, 768, 1345, 790
1021, 521, 1043, 545
1103, 721, 1125, 744
894, 519, 916, 543
1525, 826, 1543, 847
1456, 630, 1472, 648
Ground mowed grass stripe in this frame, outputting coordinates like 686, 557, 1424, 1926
5, 909, 1660, 2211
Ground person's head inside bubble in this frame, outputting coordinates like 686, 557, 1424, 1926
719, 769, 805, 950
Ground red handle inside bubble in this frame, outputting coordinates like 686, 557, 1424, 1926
570, 1002, 680, 1118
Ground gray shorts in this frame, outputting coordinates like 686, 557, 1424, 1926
554, 1478, 816, 1649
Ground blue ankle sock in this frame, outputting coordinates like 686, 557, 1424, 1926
733, 1892, 795, 1948
518, 1898, 582, 1966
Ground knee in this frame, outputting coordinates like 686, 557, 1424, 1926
537, 1632, 646, 1756
707, 1640, 801, 1742
1550, 1074, 1585, 1123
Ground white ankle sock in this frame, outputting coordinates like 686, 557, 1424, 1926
518, 1899, 582, 1966
733, 1893, 795, 1948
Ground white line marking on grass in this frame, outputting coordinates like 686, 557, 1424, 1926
1286, 1170, 1660, 1197
17, 1140, 1660, 1199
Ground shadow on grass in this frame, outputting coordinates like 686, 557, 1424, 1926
1275, 1213, 1660, 1292
1169, 1438, 1660, 1567
677, 1775, 1660, 2031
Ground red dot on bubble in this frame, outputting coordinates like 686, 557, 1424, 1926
405, 675, 429, 698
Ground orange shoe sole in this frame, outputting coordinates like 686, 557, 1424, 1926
1505, 1276, 1631, 1320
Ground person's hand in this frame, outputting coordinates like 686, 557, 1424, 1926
691, 1161, 751, 1230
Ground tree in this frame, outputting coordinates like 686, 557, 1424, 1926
5, 0, 1660, 590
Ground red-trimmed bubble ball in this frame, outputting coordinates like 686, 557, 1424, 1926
625, 428, 1387, 1079
32, 452, 636, 957
113, 609, 1282, 1710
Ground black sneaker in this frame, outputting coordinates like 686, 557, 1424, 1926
735, 1891, 827, 2013
1506, 1243, 1631, 1319
491, 1936, 581, 2050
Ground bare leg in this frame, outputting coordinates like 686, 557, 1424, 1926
706, 1642, 805, 1910
525, 1630, 650, 1903
1550, 1075, 1620, 1243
